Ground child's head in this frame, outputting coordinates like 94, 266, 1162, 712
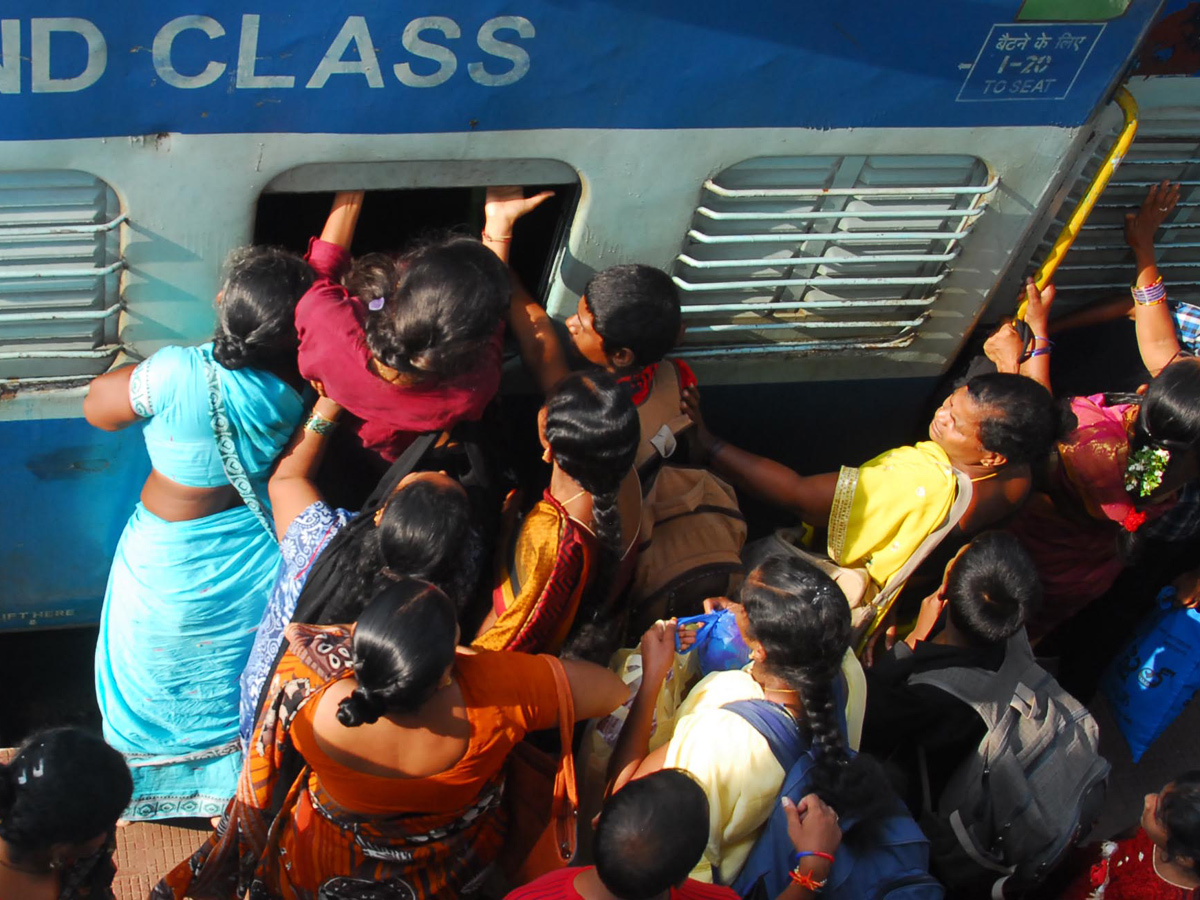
566, 264, 681, 371
363, 235, 510, 382
1144, 773, 1200, 872
593, 770, 711, 900
943, 531, 1040, 647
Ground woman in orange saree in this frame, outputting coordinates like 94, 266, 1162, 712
152, 580, 627, 900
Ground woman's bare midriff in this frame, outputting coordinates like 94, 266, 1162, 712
140, 469, 242, 522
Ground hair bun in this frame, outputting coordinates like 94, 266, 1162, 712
335, 688, 386, 728
211, 333, 252, 370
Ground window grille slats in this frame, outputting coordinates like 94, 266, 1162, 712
1026, 109, 1200, 310
0, 172, 125, 381
672, 155, 992, 356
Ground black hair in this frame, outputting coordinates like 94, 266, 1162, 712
944, 531, 1040, 646
342, 251, 401, 307
0, 728, 132, 863
593, 770, 711, 900
737, 555, 891, 823
364, 234, 510, 381
211, 245, 313, 373
1109, 359, 1200, 562
584, 264, 682, 368
336, 579, 458, 727
1162, 771, 1200, 869
966, 373, 1067, 466
1132, 357, 1200, 469
544, 371, 641, 663
317, 478, 476, 626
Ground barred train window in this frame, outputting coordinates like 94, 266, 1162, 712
1025, 102, 1200, 314
671, 155, 995, 358
0, 171, 125, 382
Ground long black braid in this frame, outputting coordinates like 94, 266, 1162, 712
544, 371, 640, 663
739, 555, 891, 824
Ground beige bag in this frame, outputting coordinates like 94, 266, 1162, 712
633, 359, 695, 475
628, 465, 747, 636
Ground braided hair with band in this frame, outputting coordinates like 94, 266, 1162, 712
544, 370, 641, 663
738, 555, 891, 824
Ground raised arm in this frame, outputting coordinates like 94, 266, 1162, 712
1017, 279, 1054, 392
267, 388, 342, 540
682, 386, 838, 525
320, 191, 365, 251
608, 619, 676, 792
482, 186, 569, 393
83, 365, 141, 432
1126, 181, 1183, 375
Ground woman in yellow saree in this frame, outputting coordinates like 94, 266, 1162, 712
682, 373, 1063, 649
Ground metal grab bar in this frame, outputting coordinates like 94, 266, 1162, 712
674, 274, 945, 292
677, 252, 957, 269
0, 345, 121, 360
0, 305, 122, 324
677, 333, 918, 357
688, 228, 973, 244
692, 315, 928, 332
0, 213, 128, 239
1019, 86, 1139, 318
680, 298, 934, 313
697, 206, 986, 221
0, 260, 125, 281
703, 176, 999, 199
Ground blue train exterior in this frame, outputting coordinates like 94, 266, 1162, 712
0, 0, 1176, 627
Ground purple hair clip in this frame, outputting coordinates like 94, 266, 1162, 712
367, 297, 386, 312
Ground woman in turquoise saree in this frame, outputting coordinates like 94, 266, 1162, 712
83, 247, 312, 821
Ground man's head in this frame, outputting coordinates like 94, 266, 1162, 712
566, 265, 682, 371
928, 373, 1061, 470
594, 770, 711, 900
943, 531, 1041, 646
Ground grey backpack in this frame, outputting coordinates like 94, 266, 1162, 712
910, 631, 1110, 895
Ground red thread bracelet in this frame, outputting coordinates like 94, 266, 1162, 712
788, 870, 827, 891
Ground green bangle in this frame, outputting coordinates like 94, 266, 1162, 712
304, 411, 338, 436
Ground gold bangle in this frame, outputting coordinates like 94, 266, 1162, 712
482, 231, 513, 243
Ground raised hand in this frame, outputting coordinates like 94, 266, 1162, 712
1125, 180, 1180, 253
484, 186, 555, 237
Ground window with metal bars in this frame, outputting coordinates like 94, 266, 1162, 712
0, 171, 125, 383
671, 155, 995, 358
1029, 105, 1200, 314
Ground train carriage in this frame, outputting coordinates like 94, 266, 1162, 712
0, 0, 1181, 627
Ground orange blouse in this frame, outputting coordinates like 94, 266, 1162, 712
289, 648, 561, 816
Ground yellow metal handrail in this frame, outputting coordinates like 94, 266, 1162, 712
1017, 86, 1139, 318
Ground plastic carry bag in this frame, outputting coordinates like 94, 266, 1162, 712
1102, 586, 1200, 763
675, 608, 751, 676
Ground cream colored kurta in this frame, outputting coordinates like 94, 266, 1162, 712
661, 668, 786, 884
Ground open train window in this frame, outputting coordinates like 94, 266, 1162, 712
254, 161, 579, 302
0, 171, 125, 383
671, 155, 995, 359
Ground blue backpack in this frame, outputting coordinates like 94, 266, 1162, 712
724, 700, 944, 900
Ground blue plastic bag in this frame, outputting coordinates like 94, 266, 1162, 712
675, 608, 750, 676
1102, 587, 1200, 763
